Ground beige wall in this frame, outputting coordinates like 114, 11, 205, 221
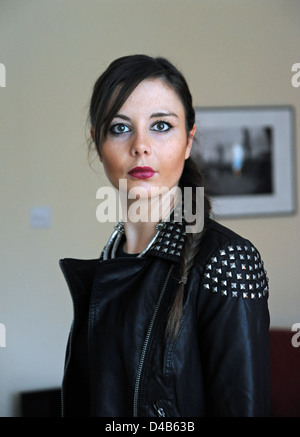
0, 0, 299, 417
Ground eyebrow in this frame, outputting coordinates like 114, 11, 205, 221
112, 112, 178, 121
150, 112, 178, 118
113, 114, 131, 121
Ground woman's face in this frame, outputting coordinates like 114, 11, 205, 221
96, 78, 196, 199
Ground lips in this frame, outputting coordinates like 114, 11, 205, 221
128, 166, 156, 180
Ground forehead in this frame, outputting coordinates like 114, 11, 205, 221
118, 78, 185, 115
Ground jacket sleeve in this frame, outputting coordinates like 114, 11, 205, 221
197, 239, 270, 417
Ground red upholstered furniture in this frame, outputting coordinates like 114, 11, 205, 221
270, 328, 300, 417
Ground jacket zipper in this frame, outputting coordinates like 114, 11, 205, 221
133, 264, 174, 417
153, 401, 167, 417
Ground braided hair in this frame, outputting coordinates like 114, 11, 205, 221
166, 158, 211, 339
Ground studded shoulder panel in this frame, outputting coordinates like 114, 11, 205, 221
201, 241, 269, 299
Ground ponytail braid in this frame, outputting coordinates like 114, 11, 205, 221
165, 158, 211, 339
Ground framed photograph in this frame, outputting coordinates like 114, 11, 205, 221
191, 106, 296, 218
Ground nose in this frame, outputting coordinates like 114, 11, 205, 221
130, 130, 152, 157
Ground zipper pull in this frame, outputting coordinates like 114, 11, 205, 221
153, 402, 166, 417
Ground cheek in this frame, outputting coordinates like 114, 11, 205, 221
161, 150, 186, 182
101, 144, 120, 168
100, 149, 124, 185
166, 141, 188, 166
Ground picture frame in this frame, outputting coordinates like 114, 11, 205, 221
191, 106, 296, 218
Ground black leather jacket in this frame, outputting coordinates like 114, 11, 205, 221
60, 218, 270, 417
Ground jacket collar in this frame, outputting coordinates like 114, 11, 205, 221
147, 217, 187, 263
101, 207, 188, 263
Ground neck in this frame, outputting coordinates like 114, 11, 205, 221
123, 220, 157, 254
119, 188, 179, 254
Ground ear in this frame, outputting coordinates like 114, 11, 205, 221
90, 128, 95, 142
90, 128, 103, 162
185, 124, 196, 160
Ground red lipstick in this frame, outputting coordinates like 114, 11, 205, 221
128, 166, 156, 179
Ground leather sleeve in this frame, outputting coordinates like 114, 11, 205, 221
197, 239, 270, 417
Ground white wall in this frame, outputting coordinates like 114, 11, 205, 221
0, 0, 299, 417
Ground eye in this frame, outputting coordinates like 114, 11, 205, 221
151, 121, 173, 132
109, 123, 131, 135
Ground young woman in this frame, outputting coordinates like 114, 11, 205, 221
60, 55, 270, 417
